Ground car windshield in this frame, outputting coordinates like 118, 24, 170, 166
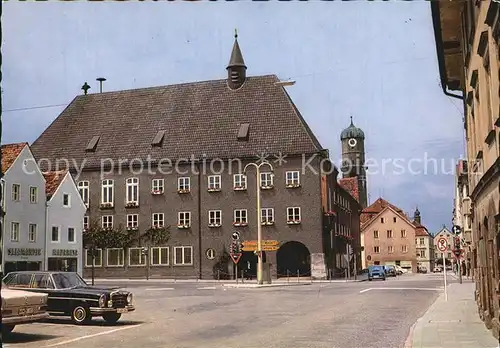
386, 265, 395, 269
369, 266, 383, 271
52, 273, 87, 289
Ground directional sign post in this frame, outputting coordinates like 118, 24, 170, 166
230, 233, 242, 283
436, 237, 448, 301
452, 225, 462, 235
241, 240, 280, 252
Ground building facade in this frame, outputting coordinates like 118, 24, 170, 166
45, 170, 87, 276
1, 143, 47, 274
412, 208, 435, 272
432, 0, 500, 336
360, 198, 417, 273
433, 226, 456, 268
30, 34, 361, 280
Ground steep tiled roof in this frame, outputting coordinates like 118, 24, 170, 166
338, 177, 359, 202
360, 197, 406, 225
414, 222, 431, 237
1, 143, 28, 173
43, 170, 67, 199
31, 75, 323, 170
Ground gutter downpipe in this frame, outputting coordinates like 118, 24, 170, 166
430, 0, 464, 101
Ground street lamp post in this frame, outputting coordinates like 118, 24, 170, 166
244, 161, 273, 285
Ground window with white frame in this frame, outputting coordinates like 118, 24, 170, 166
233, 174, 247, 189
387, 230, 393, 238
233, 209, 248, 225
29, 186, 38, 203
101, 179, 114, 205
209, 210, 222, 226
28, 223, 37, 242
178, 212, 191, 227
128, 248, 146, 266
68, 227, 75, 243
152, 179, 164, 194
261, 208, 274, 224
10, 222, 20, 242
173, 246, 193, 265
388, 245, 394, 253
287, 207, 301, 222
126, 178, 139, 204
151, 247, 169, 266
401, 229, 407, 238
83, 216, 89, 231
285, 171, 300, 186
127, 214, 138, 229
152, 213, 164, 228
260, 172, 273, 188
63, 193, 70, 207
178, 177, 190, 192
78, 181, 90, 206
208, 175, 221, 190
85, 248, 102, 267
51, 226, 59, 242
402, 245, 408, 253
12, 184, 20, 201
102, 215, 113, 229
374, 246, 380, 253
107, 248, 124, 267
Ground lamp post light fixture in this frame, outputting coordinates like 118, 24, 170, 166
244, 160, 274, 285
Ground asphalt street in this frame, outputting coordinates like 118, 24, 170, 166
3, 273, 453, 348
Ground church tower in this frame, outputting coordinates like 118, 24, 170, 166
226, 30, 247, 90
340, 117, 368, 208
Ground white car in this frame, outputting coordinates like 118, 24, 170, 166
1, 282, 49, 335
395, 265, 407, 274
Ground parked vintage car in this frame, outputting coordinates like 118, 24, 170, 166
3, 271, 134, 325
383, 265, 397, 277
1, 281, 50, 335
367, 265, 386, 281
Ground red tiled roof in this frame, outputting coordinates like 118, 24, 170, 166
1, 143, 28, 173
414, 222, 431, 237
43, 170, 67, 199
338, 177, 359, 202
360, 197, 406, 226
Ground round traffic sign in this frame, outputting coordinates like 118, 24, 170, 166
437, 237, 448, 252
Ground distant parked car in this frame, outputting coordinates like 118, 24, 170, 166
394, 265, 406, 275
433, 266, 443, 273
368, 265, 386, 281
3, 271, 134, 325
383, 265, 397, 277
1, 281, 49, 335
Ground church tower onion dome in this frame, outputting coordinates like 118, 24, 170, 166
340, 117, 365, 140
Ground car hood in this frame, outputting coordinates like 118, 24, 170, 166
62, 286, 125, 295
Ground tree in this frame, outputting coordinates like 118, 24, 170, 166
212, 245, 230, 280
141, 226, 171, 245
83, 219, 140, 250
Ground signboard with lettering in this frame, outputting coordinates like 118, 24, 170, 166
7, 248, 42, 256
52, 249, 78, 257
241, 240, 280, 252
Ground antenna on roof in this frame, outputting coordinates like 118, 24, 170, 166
96, 77, 106, 93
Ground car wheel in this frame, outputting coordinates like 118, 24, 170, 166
382, 278, 386, 281
368, 278, 372, 281
102, 313, 121, 324
1, 324, 15, 335
71, 304, 91, 325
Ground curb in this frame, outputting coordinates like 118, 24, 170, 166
404, 320, 417, 348
223, 282, 312, 288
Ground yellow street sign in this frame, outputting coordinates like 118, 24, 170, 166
241, 240, 280, 247
241, 245, 280, 252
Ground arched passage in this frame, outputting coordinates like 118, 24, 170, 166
276, 241, 311, 277
232, 250, 267, 279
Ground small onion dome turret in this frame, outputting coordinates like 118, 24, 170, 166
340, 116, 365, 140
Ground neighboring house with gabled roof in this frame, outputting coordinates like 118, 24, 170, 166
360, 198, 417, 272
411, 208, 435, 272
30, 33, 357, 280
1, 143, 46, 275
44, 170, 87, 276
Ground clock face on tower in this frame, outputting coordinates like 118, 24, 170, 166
348, 138, 357, 148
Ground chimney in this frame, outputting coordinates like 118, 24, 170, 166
96, 77, 106, 93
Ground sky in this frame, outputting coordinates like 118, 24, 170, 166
2, 1, 465, 234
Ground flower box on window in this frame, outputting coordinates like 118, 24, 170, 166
177, 224, 190, 229
261, 221, 275, 226
286, 183, 301, 189
207, 187, 221, 192
83, 228, 88, 233
127, 226, 138, 231
103, 227, 113, 231
125, 202, 139, 208
233, 186, 246, 191
152, 224, 164, 229
286, 220, 301, 225
151, 190, 163, 195
100, 203, 114, 209
208, 223, 221, 228
261, 185, 274, 190
233, 222, 248, 227
324, 211, 336, 217
177, 189, 190, 194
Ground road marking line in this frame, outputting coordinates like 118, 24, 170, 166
44, 324, 143, 347
145, 287, 175, 291
197, 286, 216, 290
359, 288, 372, 293
359, 287, 442, 293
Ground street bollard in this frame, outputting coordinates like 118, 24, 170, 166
241, 270, 244, 284
287, 270, 290, 283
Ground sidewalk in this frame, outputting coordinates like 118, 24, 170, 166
407, 280, 499, 348
83, 277, 363, 283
